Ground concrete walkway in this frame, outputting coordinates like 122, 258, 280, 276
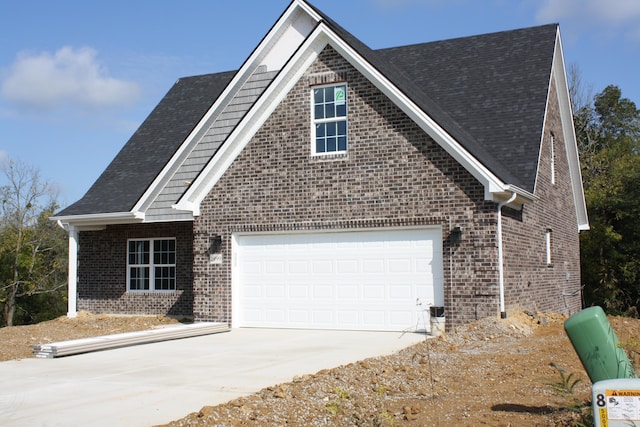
0, 328, 425, 427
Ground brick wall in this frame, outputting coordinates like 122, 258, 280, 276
501, 78, 582, 316
75, 45, 582, 327
194, 46, 503, 327
77, 221, 194, 317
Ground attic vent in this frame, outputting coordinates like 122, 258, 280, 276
308, 70, 348, 86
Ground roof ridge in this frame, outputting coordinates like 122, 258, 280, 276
375, 23, 559, 52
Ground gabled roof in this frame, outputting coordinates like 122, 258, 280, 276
57, 71, 235, 217
304, 2, 536, 188
53, 0, 586, 230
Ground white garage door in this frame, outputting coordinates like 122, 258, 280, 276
233, 228, 443, 332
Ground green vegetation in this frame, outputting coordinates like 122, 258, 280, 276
574, 84, 640, 317
0, 158, 67, 326
547, 362, 582, 399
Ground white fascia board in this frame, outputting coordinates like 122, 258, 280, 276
293, 0, 323, 21
552, 29, 589, 231
177, 23, 513, 213
175, 31, 328, 212
50, 211, 145, 230
132, 1, 319, 214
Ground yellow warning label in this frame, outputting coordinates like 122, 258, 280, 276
599, 408, 608, 427
607, 390, 640, 397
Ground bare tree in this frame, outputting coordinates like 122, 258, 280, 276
567, 63, 599, 162
0, 158, 66, 326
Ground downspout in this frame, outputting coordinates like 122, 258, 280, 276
497, 192, 517, 319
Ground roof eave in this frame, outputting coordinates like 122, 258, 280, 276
552, 28, 589, 231
50, 211, 145, 230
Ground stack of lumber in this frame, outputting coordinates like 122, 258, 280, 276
33, 322, 230, 358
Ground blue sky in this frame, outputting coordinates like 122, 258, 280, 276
1, 0, 639, 208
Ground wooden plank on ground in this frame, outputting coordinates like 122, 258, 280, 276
33, 322, 230, 358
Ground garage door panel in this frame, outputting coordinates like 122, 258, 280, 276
243, 284, 263, 298
313, 285, 333, 299
337, 259, 358, 274
363, 284, 385, 299
337, 284, 358, 299
288, 261, 309, 274
363, 259, 384, 273
312, 310, 334, 324
265, 260, 285, 274
388, 258, 412, 273
390, 311, 414, 328
389, 284, 412, 299
235, 228, 443, 331
266, 310, 286, 323
312, 260, 333, 274
337, 311, 358, 325
266, 285, 285, 298
289, 310, 309, 323
288, 283, 309, 298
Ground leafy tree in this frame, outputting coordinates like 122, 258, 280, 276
0, 158, 67, 326
576, 85, 640, 316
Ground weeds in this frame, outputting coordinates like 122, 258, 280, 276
618, 337, 640, 375
325, 387, 350, 415
548, 362, 582, 397
378, 410, 395, 426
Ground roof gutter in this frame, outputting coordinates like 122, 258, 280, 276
497, 191, 517, 319
50, 211, 145, 230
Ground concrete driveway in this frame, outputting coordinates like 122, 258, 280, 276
0, 328, 425, 427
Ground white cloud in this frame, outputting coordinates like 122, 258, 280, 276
536, 0, 640, 41
1, 46, 141, 111
0, 150, 8, 166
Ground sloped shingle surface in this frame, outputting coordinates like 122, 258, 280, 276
58, 13, 557, 217
307, 1, 556, 189
57, 71, 236, 216
377, 25, 557, 192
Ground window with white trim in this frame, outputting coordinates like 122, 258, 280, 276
545, 229, 552, 266
550, 134, 556, 185
312, 84, 347, 155
127, 238, 176, 291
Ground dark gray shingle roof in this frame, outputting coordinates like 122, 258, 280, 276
57, 71, 235, 216
376, 24, 557, 191
57, 11, 557, 217
306, 2, 557, 190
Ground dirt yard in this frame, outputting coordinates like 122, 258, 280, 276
2, 311, 639, 426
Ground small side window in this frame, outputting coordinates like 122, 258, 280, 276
545, 229, 552, 266
550, 134, 555, 185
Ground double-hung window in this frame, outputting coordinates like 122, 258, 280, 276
312, 84, 347, 155
127, 238, 176, 291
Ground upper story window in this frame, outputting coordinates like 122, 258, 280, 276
127, 238, 176, 291
312, 84, 347, 155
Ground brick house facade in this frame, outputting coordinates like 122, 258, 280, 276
77, 222, 194, 316
53, 1, 587, 331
